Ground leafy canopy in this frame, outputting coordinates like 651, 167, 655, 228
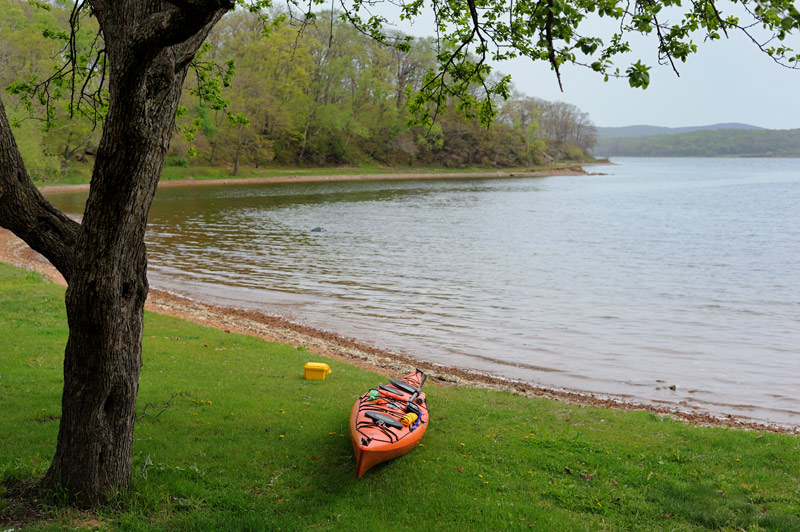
7, 0, 800, 129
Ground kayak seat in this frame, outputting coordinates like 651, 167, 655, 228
390, 379, 417, 394
365, 411, 403, 429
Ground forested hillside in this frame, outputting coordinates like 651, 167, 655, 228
595, 129, 800, 157
596, 123, 764, 140
1, 1, 598, 180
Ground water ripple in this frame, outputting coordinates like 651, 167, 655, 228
50, 158, 800, 427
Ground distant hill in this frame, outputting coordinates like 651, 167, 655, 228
596, 123, 765, 140
594, 128, 800, 158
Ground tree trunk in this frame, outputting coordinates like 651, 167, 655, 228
22, 1, 234, 507
62, 131, 74, 174
209, 139, 218, 163
40, 50, 188, 507
298, 112, 312, 163
233, 121, 243, 176
44, 246, 149, 505
77, 141, 92, 162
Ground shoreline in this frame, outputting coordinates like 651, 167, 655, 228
1, 227, 796, 435
37, 165, 594, 194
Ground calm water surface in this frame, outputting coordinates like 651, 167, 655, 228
50, 158, 800, 427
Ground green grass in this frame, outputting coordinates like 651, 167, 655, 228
1, 262, 799, 531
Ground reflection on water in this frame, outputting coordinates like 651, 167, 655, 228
48, 158, 800, 427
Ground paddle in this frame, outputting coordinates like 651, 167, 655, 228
407, 369, 427, 411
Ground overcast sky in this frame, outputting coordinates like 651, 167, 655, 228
498, 31, 800, 130
380, 6, 800, 130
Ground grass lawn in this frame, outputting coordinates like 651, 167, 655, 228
1, 262, 798, 531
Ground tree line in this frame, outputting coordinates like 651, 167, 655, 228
1, 1, 598, 180
595, 128, 800, 157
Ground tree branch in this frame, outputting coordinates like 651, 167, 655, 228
132, 0, 236, 55
653, 12, 680, 76
545, 0, 563, 91
707, 0, 729, 38
0, 98, 79, 282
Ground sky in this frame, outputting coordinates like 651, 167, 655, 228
375, 4, 800, 130
498, 31, 800, 130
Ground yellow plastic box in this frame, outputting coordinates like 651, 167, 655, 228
304, 362, 331, 380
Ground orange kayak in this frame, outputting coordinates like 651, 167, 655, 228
349, 369, 429, 478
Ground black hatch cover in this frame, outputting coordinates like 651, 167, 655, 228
365, 411, 403, 429
389, 379, 416, 394
379, 385, 404, 396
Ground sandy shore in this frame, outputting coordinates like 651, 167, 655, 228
37, 166, 593, 194
2, 171, 795, 435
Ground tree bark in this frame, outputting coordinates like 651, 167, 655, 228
233, 121, 243, 176
40, 54, 183, 503
0, 100, 80, 278
0, 0, 234, 507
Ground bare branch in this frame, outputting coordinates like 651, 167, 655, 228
545, 0, 563, 91
653, 12, 680, 76
708, 0, 729, 38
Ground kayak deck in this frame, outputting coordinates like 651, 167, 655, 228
349, 369, 429, 478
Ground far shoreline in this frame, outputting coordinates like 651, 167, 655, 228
37, 164, 602, 194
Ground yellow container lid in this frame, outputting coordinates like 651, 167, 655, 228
304, 362, 331, 380
304, 362, 331, 373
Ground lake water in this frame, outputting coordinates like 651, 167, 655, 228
48, 158, 800, 427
